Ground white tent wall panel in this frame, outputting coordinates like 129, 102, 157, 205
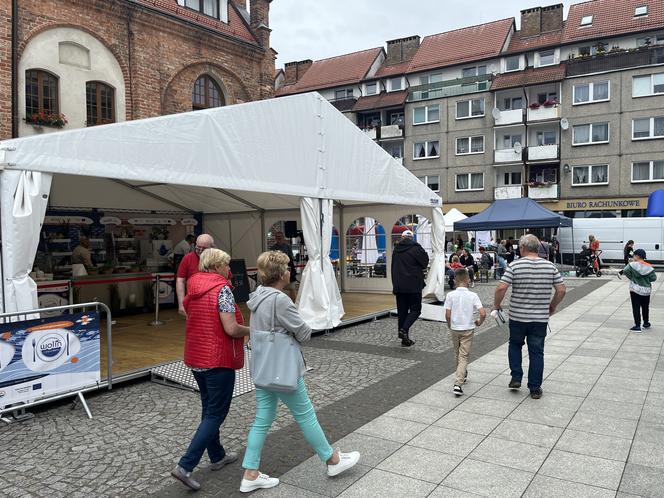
341, 204, 438, 293
204, 213, 263, 264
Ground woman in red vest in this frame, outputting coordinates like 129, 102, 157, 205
171, 248, 250, 491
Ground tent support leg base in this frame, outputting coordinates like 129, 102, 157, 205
1, 407, 35, 424
71, 391, 93, 419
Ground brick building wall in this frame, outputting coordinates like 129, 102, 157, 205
0, 0, 274, 139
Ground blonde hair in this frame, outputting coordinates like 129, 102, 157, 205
452, 255, 460, 263
199, 248, 231, 272
257, 250, 289, 286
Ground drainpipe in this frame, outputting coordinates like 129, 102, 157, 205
11, 0, 18, 138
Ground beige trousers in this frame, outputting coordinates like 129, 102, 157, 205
450, 329, 474, 385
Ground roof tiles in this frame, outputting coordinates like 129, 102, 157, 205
133, 0, 258, 44
275, 47, 383, 96
507, 28, 564, 54
491, 64, 566, 91
408, 18, 514, 73
563, 0, 664, 44
352, 91, 408, 112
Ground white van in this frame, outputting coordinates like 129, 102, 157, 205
558, 218, 664, 265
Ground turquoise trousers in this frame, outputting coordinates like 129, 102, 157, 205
242, 377, 334, 469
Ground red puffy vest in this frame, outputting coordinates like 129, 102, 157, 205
183, 272, 245, 370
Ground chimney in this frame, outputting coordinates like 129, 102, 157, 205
541, 4, 563, 32
283, 60, 312, 86
230, 0, 247, 9
249, 0, 271, 48
385, 35, 420, 65
520, 6, 542, 38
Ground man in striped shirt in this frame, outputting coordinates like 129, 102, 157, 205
493, 234, 566, 399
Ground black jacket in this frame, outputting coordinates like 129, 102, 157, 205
391, 238, 429, 294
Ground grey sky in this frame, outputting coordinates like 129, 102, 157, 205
270, 1, 587, 67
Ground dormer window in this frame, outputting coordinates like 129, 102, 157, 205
580, 15, 593, 26
183, 0, 220, 19
635, 5, 648, 17
365, 82, 378, 95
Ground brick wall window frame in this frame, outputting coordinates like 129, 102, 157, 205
86, 81, 115, 126
632, 160, 664, 183
572, 164, 609, 186
572, 122, 609, 145
632, 117, 664, 140
455, 172, 484, 191
25, 69, 59, 117
192, 74, 225, 110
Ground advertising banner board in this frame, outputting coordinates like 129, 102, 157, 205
0, 312, 100, 409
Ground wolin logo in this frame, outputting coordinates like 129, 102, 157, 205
36, 333, 65, 362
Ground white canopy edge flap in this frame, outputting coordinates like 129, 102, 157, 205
0, 93, 441, 210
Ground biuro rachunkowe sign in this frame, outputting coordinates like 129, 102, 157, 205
565, 199, 644, 209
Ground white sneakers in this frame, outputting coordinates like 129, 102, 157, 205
327, 449, 361, 477
239, 473, 279, 493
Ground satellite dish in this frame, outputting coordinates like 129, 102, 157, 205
491, 107, 501, 119
514, 142, 523, 154
560, 117, 570, 130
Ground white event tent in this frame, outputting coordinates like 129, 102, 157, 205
0, 93, 443, 329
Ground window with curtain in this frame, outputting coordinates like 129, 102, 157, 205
573, 166, 588, 185
632, 161, 664, 182
25, 69, 59, 116
456, 174, 469, 190
192, 75, 224, 110
413, 141, 439, 159
86, 81, 115, 126
573, 123, 608, 144
632, 117, 664, 139
456, 173, 483, 191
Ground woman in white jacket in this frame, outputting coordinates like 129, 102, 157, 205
239, 251, 360, 493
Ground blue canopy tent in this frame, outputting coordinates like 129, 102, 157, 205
453, 198, 574, 265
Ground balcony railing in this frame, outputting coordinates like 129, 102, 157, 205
527, 183, 559, 200
494, 185, 523, 200
566, 45, 664, 77
494, 148, 523, 163
407, 74, 493, 102
526, 144, 559, 162
527, 105, 560, 122
494, 108, 524, 126
362, 124, 404, 141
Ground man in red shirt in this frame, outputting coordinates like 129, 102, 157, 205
177, 233, 214, 317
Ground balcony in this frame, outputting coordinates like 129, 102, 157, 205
329, 97, 357, 112
526, 144, 559, 162
494, 148, 523, 163
567, 45, 664, 77
494, 108, 524, 126
407, 74, 493, 102
362, 125, 404, 141
527, 105, 560, 122
494, 185, 523, 200
527, 183, 559, 200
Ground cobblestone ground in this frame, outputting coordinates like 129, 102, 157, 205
0, 278, 601, 498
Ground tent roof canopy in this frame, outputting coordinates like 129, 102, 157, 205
0, 93, 441, 213
453, 198, 572, 231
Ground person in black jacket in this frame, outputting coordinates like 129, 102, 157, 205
391, 230, 429, 347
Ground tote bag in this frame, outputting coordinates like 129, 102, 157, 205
250, 295, 304, 393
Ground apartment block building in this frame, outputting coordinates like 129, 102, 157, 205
275, 0, 664, 219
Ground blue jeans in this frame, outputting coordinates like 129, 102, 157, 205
508, 320, 547, 392
242, 377, 334, 470
179, 368, 235, 472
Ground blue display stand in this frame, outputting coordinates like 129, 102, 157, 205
646, 190, 664, 217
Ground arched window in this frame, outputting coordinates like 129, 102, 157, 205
86, 81, 115, 126
192, 75, 225, 110
25, 69, 59, 116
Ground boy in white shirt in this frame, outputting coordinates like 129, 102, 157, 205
443, 268, 486, 395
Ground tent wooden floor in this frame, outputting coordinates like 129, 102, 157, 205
100, 292, 396, 379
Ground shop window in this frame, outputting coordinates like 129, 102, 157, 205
572, 165, 608, 186
192, 74, 225, 110
86, 81, 115, 126
392, 214, 433, 257
25, 69, 59, 117
346, 217, 386, 278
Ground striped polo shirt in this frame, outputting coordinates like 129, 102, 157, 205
501, 257, 564, 323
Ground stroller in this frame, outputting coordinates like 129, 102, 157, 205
576, 247, 602, 277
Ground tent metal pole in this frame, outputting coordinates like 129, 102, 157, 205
339, 203, 346, 292
260, 212, 266, 252
110, 179, 195, 213
319, 198, 324, 273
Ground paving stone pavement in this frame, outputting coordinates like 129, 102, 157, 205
0, 277, 612, 497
